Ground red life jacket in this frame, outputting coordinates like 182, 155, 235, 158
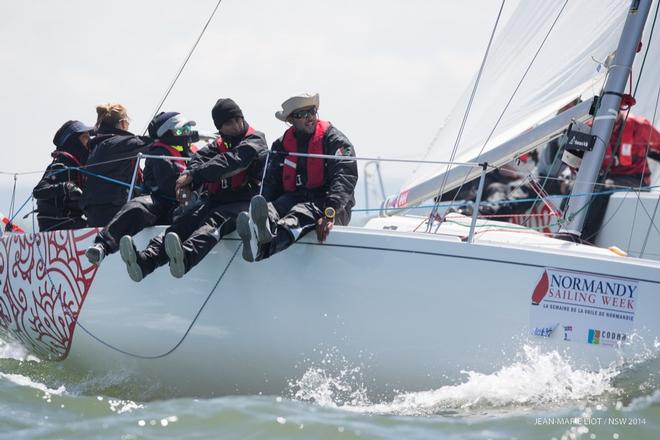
602, 115, 660, 185
150, 141, 187, 173
51, 150, 84, 187
206, 127, 255, 193
281, 120, 330, 192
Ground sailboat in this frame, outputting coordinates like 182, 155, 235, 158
1, 0, 658, 398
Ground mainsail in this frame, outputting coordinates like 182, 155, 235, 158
383, 0, 657, 212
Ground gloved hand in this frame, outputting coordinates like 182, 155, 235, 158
64, 182, 83, 201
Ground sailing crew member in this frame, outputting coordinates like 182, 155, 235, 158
582, 112, 660, 241
118, 98, 268, 281
32, 120, 94, 231
236, 93, 358, 262
81, 103, 152, 227
600, 112, 660, 186
85, 112, 198, 265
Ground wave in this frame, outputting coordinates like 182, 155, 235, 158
292, 344, 660, 417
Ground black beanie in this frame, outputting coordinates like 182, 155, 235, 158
212, 98, 243, 130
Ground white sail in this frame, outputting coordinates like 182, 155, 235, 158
387, 0, 634, 210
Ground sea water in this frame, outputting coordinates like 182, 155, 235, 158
0, 337, 657, 439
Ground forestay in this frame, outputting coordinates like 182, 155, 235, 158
384, 0, 636, 212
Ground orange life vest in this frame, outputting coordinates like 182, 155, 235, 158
602, 115, 660, 184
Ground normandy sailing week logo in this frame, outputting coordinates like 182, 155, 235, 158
530, 268, 638, 347
531, 269, 637, 319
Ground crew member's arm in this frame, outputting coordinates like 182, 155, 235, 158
322, 126, 358, 212
32, 162, 81, 201
260, 139, 285, 202
113, 135, 153, 156
186, 143, 214, 173
186, 132, 268, 187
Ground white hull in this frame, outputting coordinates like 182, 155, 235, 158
596, 191, 660, 260
1, 222, 659, 398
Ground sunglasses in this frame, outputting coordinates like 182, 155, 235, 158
175, 124, 194, 136
291, 108, 317, 120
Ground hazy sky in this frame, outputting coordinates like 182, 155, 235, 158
0, 0, 515, 207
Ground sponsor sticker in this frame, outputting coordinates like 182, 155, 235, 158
529, 268, 637, 347
396, 190, 409, 208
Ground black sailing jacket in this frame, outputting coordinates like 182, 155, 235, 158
142, 143, 189, 208
81, 125, 152, 209
32, 152, 86, 229
187, 126, 268, 203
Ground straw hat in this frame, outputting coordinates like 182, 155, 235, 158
275, 93, 320, 122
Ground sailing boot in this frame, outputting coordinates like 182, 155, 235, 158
164, 232, 187, 278
236, 211, 259, 262
249, 195, 274, 244
85, 243, 106, 266
119, 236, 149, 282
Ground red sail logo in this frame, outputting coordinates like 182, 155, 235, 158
531, 271, 549, 305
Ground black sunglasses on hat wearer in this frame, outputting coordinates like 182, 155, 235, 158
291, 107, 317, 120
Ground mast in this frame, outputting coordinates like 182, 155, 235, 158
559, 0, 652, 238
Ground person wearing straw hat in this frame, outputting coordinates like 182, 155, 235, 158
118, 98, 268, 281
32, 120, 94, 231
236, 93, 358, 262
85, 111, 198, 265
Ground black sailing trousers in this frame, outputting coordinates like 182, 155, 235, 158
95, 195, 173, 254
257, 192, 351, 260
137, 199, 248, 276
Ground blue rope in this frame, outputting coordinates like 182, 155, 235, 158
76, 168, 143, 192
41, 165, 144, 191
7, 196, 33, 224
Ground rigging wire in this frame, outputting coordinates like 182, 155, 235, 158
425, 0, 506, 232
142, 0, 224, 135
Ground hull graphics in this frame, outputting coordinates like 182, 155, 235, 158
0, 229, 99, 359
